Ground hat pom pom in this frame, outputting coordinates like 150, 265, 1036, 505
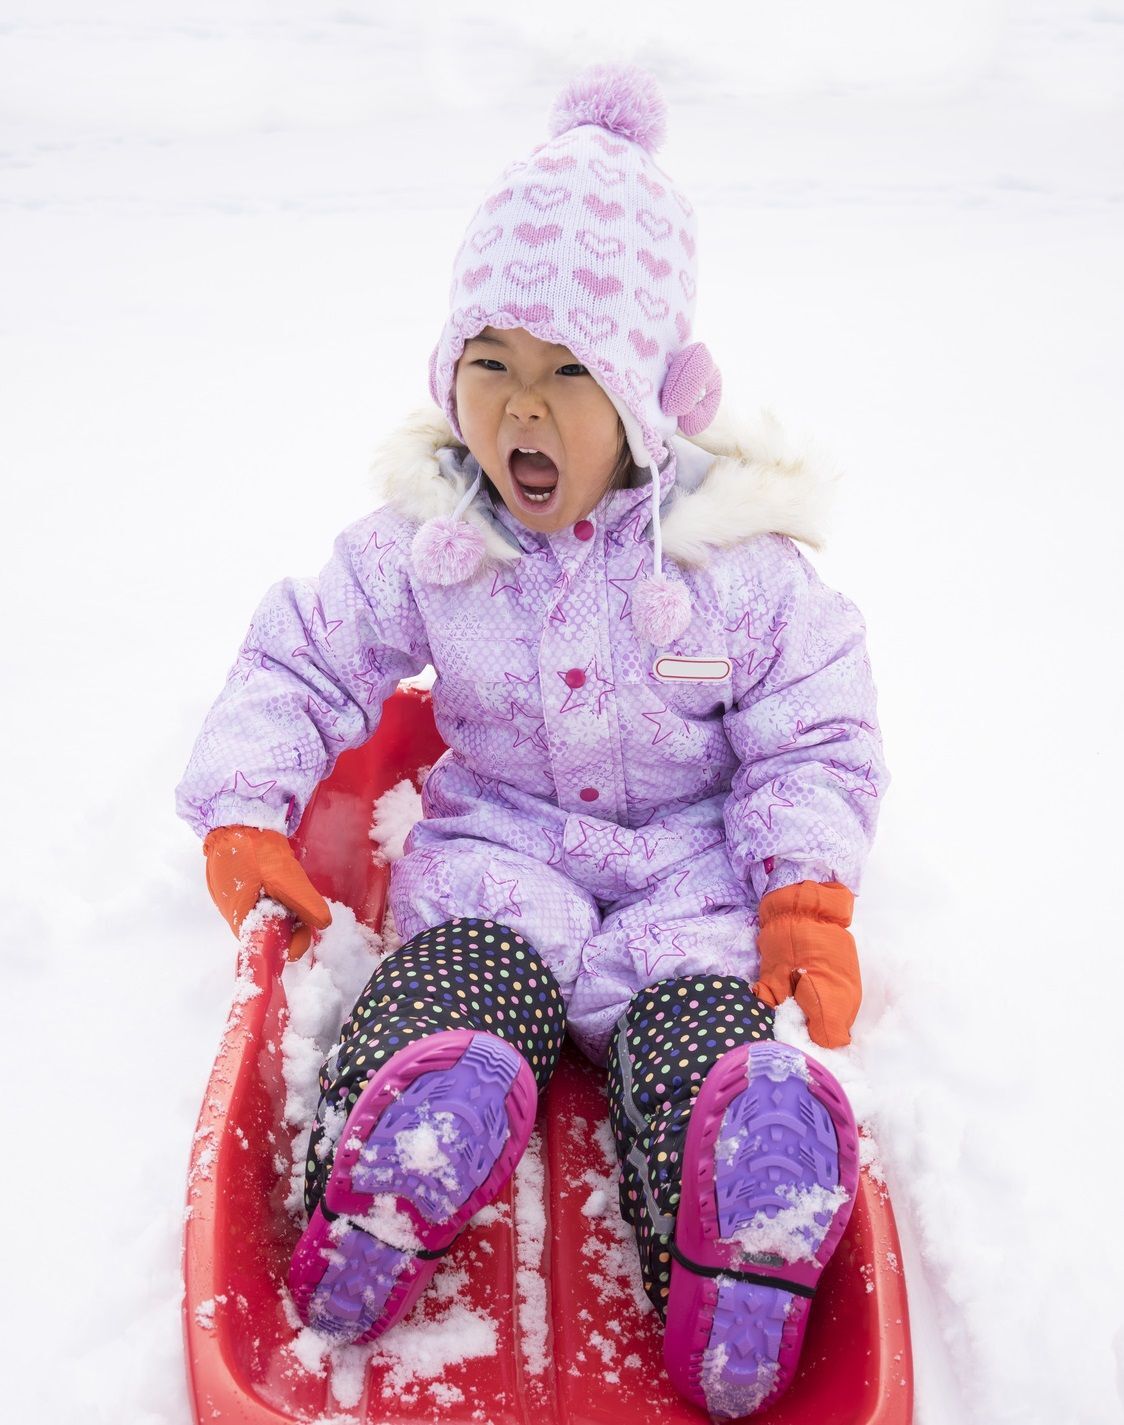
634, 575, 691, 646
547, 63, 667, 154
411, 516, 485, 586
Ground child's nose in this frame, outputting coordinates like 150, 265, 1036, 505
505, 387, 548, 422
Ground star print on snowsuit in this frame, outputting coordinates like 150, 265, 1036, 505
176, 409, 889, 1062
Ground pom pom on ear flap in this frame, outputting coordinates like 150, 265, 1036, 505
411, 516, 486, 586
633, 574, 692, 647
660, 342, 722, 437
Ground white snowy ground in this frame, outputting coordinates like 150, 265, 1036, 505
2, 2, 1122, 1421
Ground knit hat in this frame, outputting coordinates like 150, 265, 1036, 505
418, 62, 722, 645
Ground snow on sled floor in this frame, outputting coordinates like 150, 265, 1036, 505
183, 688, 913, 1425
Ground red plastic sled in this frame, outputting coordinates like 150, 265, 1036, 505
183, 687, 914, 1424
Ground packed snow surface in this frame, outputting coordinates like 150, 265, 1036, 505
4, 4, 1123, 1423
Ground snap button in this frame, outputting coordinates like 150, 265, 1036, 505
579, 786, 599, 802
574, 519, 595, 541
564, 668, 586, 689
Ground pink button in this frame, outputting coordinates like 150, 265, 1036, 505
564, 668, 586, 689
579, 786, 599, 802
574, 519, 595, 541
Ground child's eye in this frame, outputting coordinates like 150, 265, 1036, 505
472, 360, 588, 376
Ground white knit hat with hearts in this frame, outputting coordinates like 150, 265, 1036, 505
421, 63, 722, 644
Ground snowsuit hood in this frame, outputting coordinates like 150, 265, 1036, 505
369, 402, 840, 573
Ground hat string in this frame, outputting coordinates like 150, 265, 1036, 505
451, 468, 483, 522
648, 457, 664, 577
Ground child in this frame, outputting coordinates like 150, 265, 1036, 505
177, 63, 887, 1419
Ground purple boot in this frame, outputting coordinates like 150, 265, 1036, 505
663, 1040, 858, 1419
289, 1028, 538, 1344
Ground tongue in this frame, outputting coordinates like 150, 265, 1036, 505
511, 451, 559, 490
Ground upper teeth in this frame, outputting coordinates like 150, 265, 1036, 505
517, 447, 539, 454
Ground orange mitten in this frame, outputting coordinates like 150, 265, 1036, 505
202, 825, 332, 961
752, 879, 861, 1049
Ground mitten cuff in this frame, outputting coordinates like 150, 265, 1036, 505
758, 878, 854, 929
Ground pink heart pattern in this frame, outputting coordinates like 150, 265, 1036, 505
590, 159, 627, 187
527, 183, 571, 210
471, 225, 503, 253
504, 259, 558, 289
500, 302, 554, 325
568, 308, 619, 344
584, 193, 624, 223
431, 119, 707, 464
637, 209, 673, 241
638, 249, 672, 281
625, 369, 654, 403
628, 328, 659, 359
574, 267, 623, 299
515, 222, 562, 248
635, 288, 670, 321
577, 229, 625, 259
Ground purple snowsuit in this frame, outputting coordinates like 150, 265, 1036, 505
176, 406, 888, 1061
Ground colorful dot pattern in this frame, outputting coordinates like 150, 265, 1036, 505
304, 931, 775, 1322
606, 976, 774, 1316
303, 918, 566, 1213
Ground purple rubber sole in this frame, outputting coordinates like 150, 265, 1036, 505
664, 1041, 858, 1420
288, 1029, 537, 1345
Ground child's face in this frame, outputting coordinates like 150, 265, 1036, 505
454, 326, 627, 533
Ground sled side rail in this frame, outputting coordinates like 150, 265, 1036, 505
183, 918, 336, 1422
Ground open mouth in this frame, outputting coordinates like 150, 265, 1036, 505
508, 448, 561, 511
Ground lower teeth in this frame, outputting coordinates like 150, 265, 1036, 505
523, 488, 553, 503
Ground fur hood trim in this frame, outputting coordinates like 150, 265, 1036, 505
369, 402, 840, 569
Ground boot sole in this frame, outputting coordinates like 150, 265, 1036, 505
664, 1041, 858, 1418
288, 1029, 537, 1344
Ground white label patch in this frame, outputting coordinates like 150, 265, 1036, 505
652, 655, 732, 682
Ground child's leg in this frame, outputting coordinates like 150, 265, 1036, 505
304, 917, 565, 1214
605, 975, 775, 1315
291, 918, 565, 1342
607, 974, 857, 1419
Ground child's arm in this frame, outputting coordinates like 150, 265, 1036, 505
176, 509, 431, 845
722, 535, 889, 1045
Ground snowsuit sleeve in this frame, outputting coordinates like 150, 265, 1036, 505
175, 510, 431, 838
721, 534, 888, 901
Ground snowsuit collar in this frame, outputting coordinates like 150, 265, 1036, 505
370, 402, 838, 570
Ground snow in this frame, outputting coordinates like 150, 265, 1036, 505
343, 1197, 422, 1255
4, 4, 1123, 1423
730, 1182, 852, 1263
370, 778, 425, 862
513, 1130, 549, 1377
702, 1341, 781, 1422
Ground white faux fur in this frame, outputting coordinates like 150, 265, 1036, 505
370, 402, 840, 569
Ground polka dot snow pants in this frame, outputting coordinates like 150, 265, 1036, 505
606, 976, 775, 1317
303, 918, 567, 1215
303, 925, 775, 1327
